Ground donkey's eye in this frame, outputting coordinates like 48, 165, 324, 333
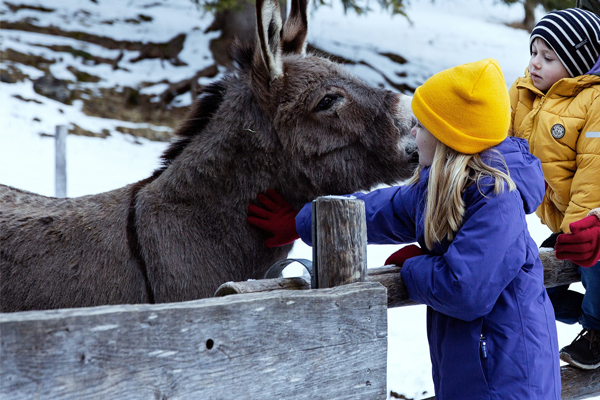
314, 94, 340, 112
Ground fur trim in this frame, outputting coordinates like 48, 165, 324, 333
589, 208, 600, 220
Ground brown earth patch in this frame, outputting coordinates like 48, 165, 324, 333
12, 94, 43, 104
73, 86, 191, 130
1, 48, 54, 73
1, 20, 145, 51
4, 2, 55, 13
31, 44, 126, 70
66, 66, 101, 83
69, 123, 110, 138
1, 63, 30, 83
379, 51, 408, 65
67, 123, 173, 142
2, 20, 188, 66
115, 126, 173, 142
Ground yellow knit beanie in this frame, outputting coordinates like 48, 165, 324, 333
411, 58, 510, 154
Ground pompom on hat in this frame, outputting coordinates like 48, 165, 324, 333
530, 8, 600, 77
411, 58, 510, 154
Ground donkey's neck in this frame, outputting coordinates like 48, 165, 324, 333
152, 134, 282, 204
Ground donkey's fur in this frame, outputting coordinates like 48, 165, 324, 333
0, 0, 417, 312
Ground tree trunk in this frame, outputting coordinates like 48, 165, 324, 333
205, 0, 287, 68
523, 0, 537, 32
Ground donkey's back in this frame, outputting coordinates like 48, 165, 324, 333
0, 184, 149, 311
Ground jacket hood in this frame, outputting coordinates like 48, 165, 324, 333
484, 136, 545, 214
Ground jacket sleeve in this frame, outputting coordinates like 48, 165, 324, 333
295, 185, 420, 246
400, 186, 527, 322
562, 100, 600, 232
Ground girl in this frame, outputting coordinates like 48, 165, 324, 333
248, 59, 561, 399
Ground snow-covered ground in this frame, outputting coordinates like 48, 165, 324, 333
0, 0, 592, 398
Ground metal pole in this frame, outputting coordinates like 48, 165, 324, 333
55, 125, 67, 198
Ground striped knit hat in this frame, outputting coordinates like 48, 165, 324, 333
530, 8, 600, 77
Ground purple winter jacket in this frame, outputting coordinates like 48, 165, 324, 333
296, 137, 561, 400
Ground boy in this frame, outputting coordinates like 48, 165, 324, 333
509, 8, 600, 369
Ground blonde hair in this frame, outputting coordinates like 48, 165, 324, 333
409, 140, 516, 250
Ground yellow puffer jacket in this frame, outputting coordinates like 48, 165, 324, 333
509, 71, 600, 233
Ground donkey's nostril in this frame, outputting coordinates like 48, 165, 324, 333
405, 141, 418, 157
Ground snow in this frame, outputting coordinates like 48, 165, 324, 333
0, 0, 594, 398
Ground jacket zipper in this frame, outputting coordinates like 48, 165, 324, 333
480, 333, 490, 385
530, 95, 546, 147
480, 334, 488, 358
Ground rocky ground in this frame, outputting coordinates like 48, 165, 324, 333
0, 0, 416, 143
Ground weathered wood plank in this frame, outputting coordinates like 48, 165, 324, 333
561, 365, 600, 399
214, 276, 310, 296
366, 266, 416, 308
313, 196, 367, 288
0, 282, 387, 400
539, 249, 581, 288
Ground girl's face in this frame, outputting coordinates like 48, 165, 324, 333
411, 120, 438, 166
529, 37, 570, 92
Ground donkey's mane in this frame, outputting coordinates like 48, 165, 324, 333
158, 79, 228, 172
157, 40, 258, 176
231, 40, 256, 72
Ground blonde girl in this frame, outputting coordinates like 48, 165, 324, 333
248, 59, 561, 399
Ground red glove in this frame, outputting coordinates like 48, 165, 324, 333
385, 244, 424, 267
555, 215, 600, 268
247, 189, 300, 247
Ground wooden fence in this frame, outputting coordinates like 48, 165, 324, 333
0, 196, 598, 399
215, 198, 599, 400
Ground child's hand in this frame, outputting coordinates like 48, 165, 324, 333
555, 215, 600, 268
385, 244, 424, 267
248, 189, 300, 247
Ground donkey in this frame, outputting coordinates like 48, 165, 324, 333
0, 0, 417, 312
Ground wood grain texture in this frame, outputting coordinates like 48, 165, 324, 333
1, 282, 387, 400
561, 365, 600, 399
314, 197, 367, 288
539, 248, 581, 288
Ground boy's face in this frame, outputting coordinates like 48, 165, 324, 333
529, 38, 571, 92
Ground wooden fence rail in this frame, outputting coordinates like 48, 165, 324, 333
215, 249, 578, 307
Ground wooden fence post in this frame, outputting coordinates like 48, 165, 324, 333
312, 196, 367, 289
55, 125, 67, 198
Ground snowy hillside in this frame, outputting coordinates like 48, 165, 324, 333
0, 0, 592, 398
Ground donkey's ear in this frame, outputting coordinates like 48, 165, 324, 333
255, 0, 283, 81
282, 0, 308, 55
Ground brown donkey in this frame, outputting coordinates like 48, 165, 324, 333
0, 0, 417, 312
